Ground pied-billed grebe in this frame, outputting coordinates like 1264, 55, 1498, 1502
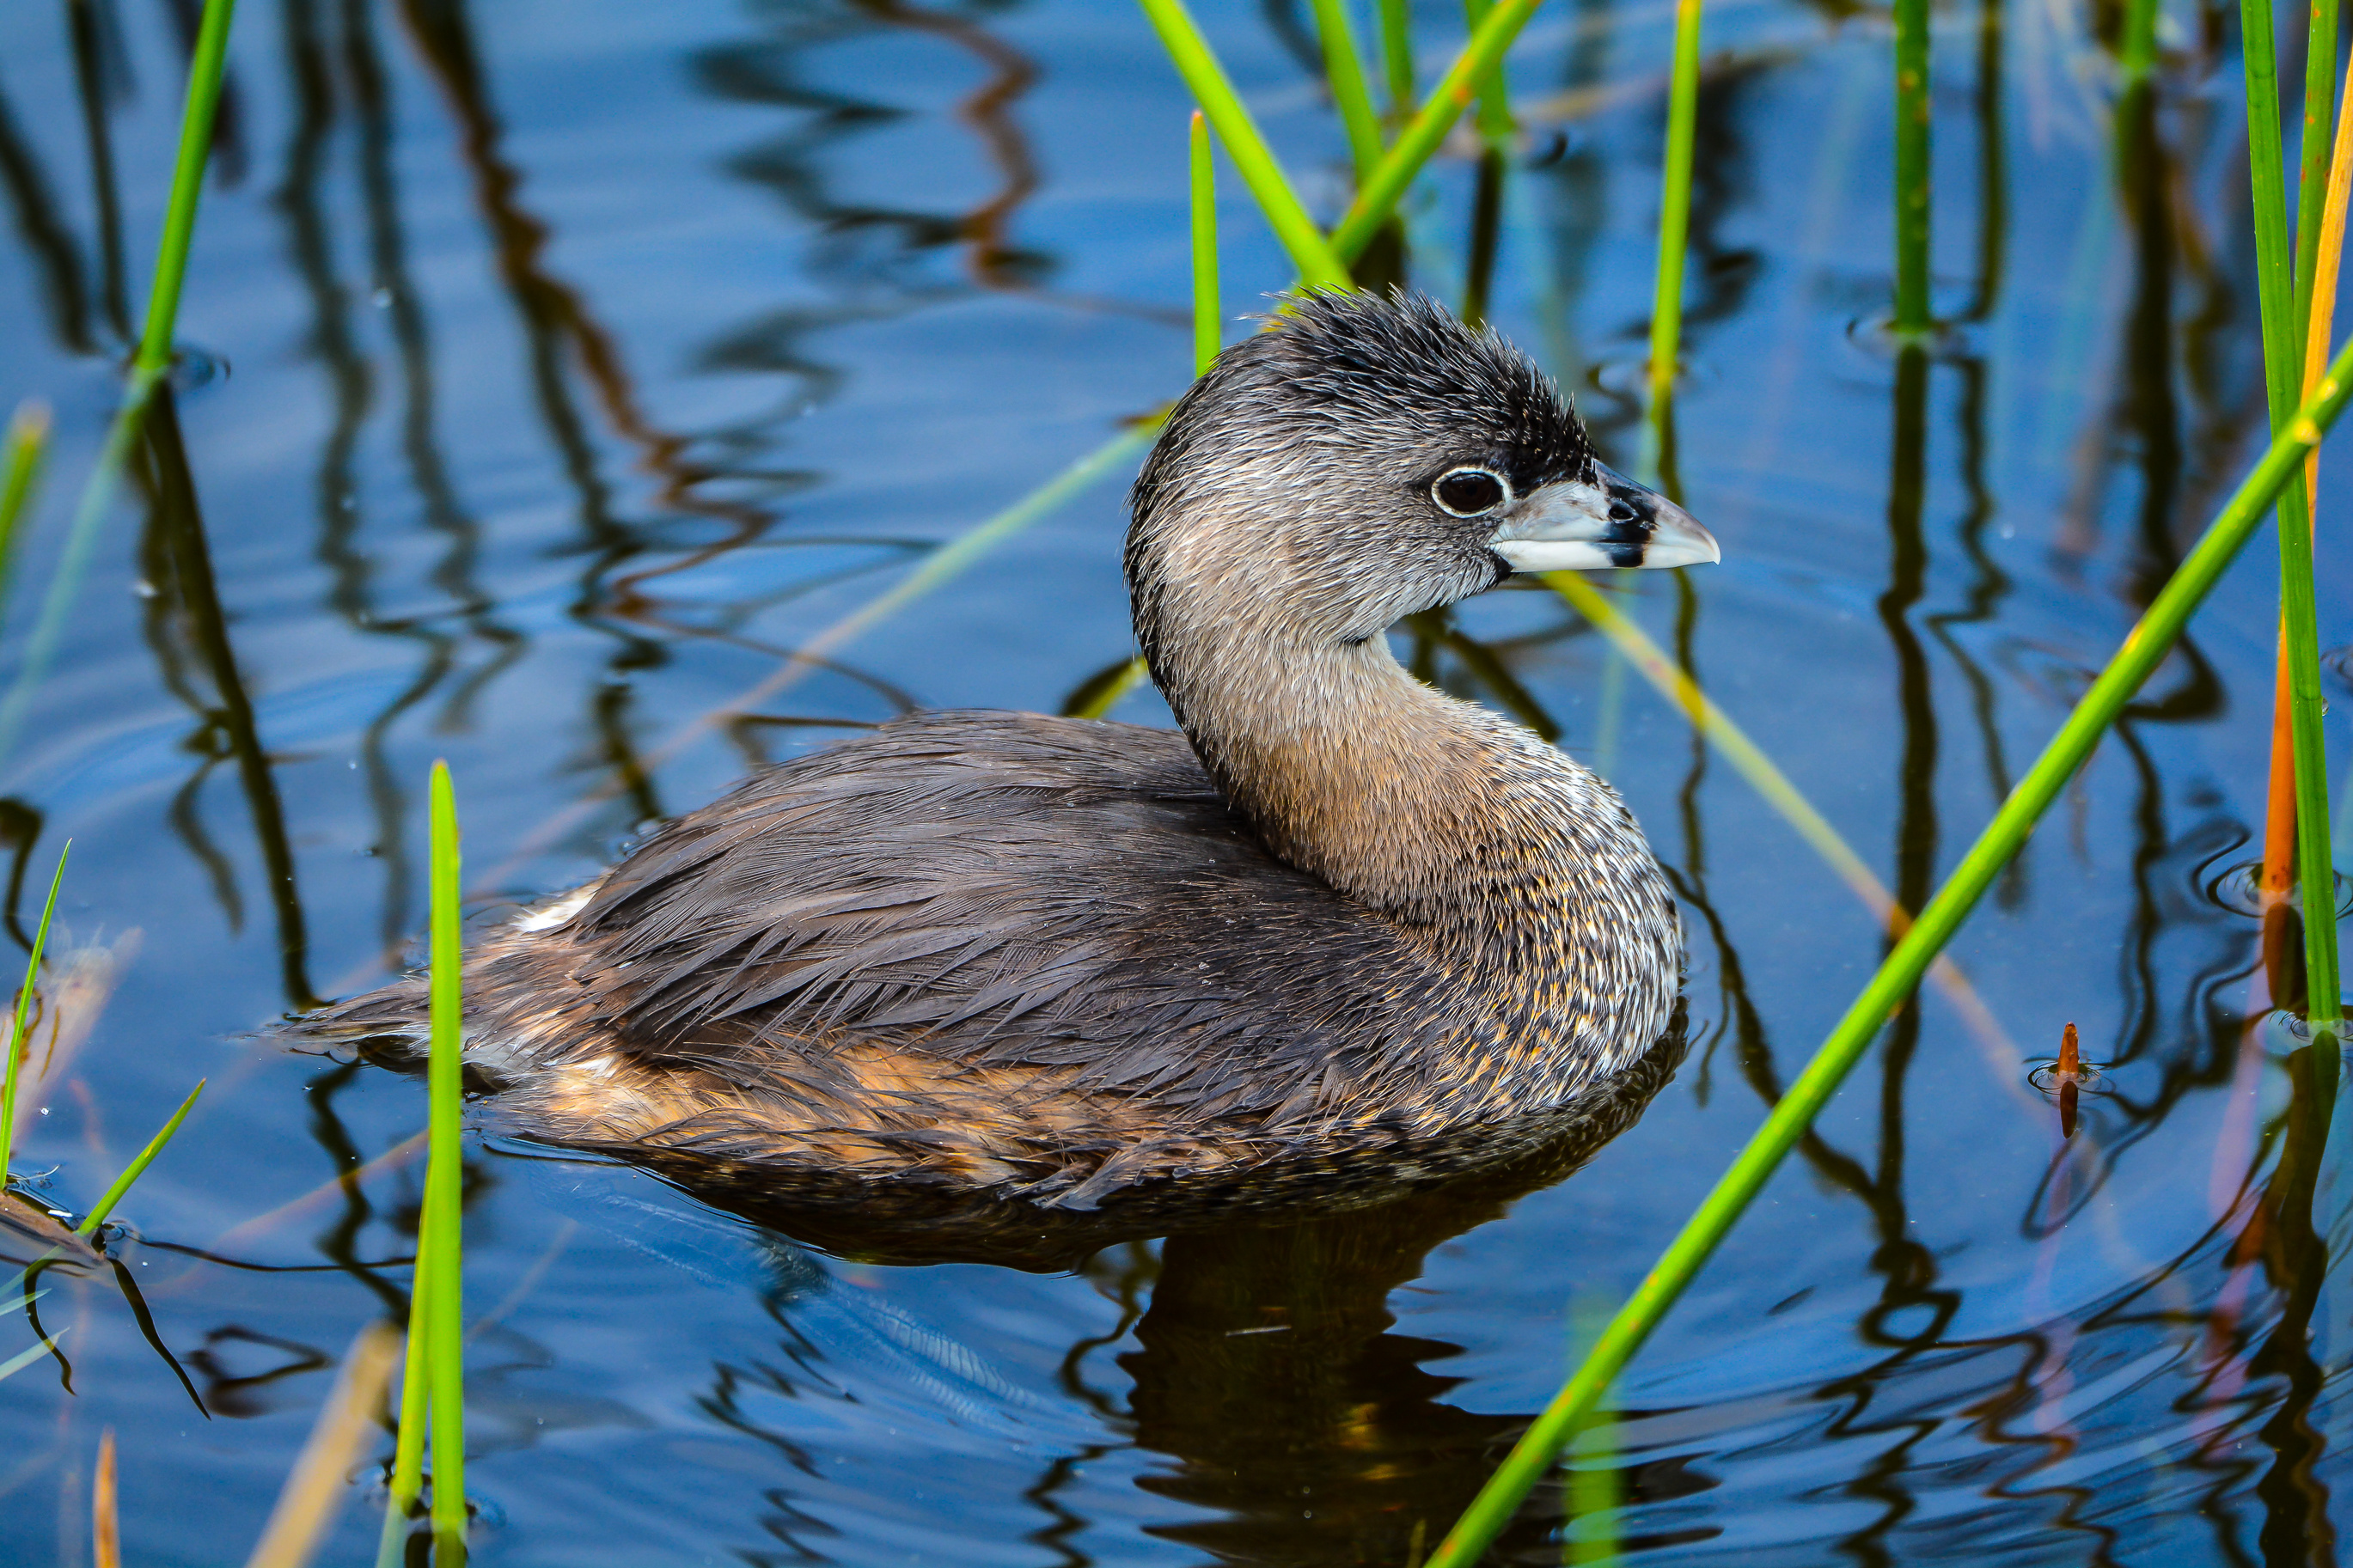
311, 290, 1718, 1210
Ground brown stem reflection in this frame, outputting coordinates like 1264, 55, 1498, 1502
853, 0, 1040, 293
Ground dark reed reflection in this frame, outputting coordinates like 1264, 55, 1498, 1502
131, 390, 321, 1010
0, 70, 99, 356
67, 0, 132, 347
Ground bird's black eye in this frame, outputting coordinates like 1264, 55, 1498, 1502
1432, 467, 1508, 517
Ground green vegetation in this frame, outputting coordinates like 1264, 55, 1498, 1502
1306, 0, 1384, 180
1135, 0, 1351, 286
1892, 0, 1930, 334
1377, 0, 1415, 119
2240, 0, 2345, 1046
0, 846, 67, 1174
1647, 0, 1705, 419
0, 402, 49, 607
381, 761, 470, 1564
1192, 111, 1221, 375
76, 1081, 205, 1237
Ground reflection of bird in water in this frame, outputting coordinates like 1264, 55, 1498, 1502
694, 1034, 1690, 1565
305, 291, 1718, 1211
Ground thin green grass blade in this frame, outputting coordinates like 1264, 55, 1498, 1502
1192, 113, 1221, 375
2292, 0, 2338, 348
0, 845, 70, 1175
1647, 0, 1704, 422
1069, 657, 1151, 718
794, 425, 1159, 686
2242, 0, 2342, 1042
377, 1219, 433, 1568
136, 0, 239, 375
75, 1079, 204, 1235
0, 1323, 69, 1385
0, 1287, 49, 1317
1425, 327, 2353, 1568
1329, 0, 1544, 263
1306, 0, 1385, 180
0, 401, 52, 608
1135, 0, 1352, 287
2283, 0, 2344, 1044
1378, 0, 1415, 119
426, 761, 467, 1558
0, 385, 153, 768
1892, 0, 1931, 333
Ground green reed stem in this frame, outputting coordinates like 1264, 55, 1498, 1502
1462, 0, 1515, 141
2293, 0, 2338, 345
377, 1219, 432, 1568
1329, 0, 1544, 262
0, 845, 69, 1177
0, 403, 51, 609
138, 0, 238, 374
1647, 0, 1704, 421
1072, 116, 1217, 723
1307, 0, 1386, 180
2244, 0, 2344, 1042
1378, 0, 1416, 119
1193, 113, 1222, 374
810, 425, 1159, 680
2287, 0, 2344, 1042
1892, 0, 1931, 333
1136, 0, 1353, 287
76, 1079, 204, 1235
1426, 328, 2353, 1568
2118, 0, 2158, 80
425, 760, 467, 1559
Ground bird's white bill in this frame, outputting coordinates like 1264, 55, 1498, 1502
1490, 467, 1720, 572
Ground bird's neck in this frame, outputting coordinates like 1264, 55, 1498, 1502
1158, 624, 1573, 936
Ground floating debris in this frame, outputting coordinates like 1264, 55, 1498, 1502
2028, 1023, 2106, 1138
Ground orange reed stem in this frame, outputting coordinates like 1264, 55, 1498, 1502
2260, 62, 2353, 993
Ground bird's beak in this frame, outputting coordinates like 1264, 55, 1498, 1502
1490, 462, 1720, 572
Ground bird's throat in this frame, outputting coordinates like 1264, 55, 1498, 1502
1165, 632, 1531, 931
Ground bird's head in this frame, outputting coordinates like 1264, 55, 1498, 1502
1128, 289, 1719, 658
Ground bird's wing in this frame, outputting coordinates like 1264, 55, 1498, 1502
542, 710, 1440, 1123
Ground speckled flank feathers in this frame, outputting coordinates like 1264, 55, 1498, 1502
296, 290, 1684, 1211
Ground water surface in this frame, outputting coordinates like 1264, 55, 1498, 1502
2, 0, 2351, 1560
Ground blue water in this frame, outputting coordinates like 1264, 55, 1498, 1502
1, 0, 2350, 1560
